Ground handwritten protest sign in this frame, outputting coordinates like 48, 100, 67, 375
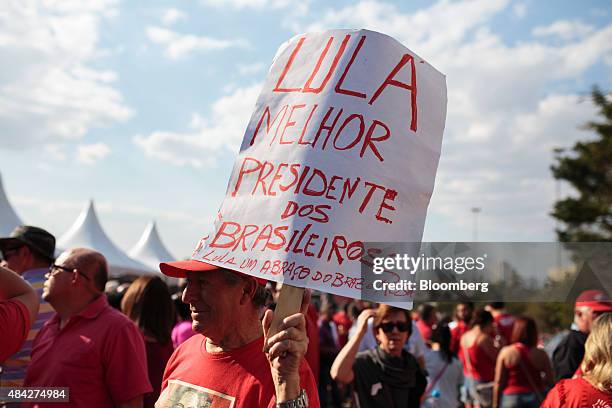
192, 29, 447, 299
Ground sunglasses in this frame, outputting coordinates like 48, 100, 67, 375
0, 245, 24, 261
377, 321, 410, 333
46, 264, 91, 281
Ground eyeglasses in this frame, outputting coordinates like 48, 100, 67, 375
377, 321, 410, 333
46, 264, 91, 281
0, 246, 24, 261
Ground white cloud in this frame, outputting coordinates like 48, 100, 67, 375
532, 20, 595, 41
45, 144, 68, 162
201, 0, 299, 10
161, 8, 187, 25
287, 0, 612, 240
134, 83, 262, 167
0, 0, 133, 151
299, 0, 512, 59
146, 26, 247, 59
513, 3, 526, 18
77, 142, 111, 165
238, 62, 265, 76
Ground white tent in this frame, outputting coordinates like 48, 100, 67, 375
58, 200, 153, 277
129, 221, 175, 275
0, 173, 24, 235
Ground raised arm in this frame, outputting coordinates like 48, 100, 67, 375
0, 265, 39, 322
263, 289, 312, 404
330, 308, 377, 384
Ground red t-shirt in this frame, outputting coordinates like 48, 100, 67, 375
332, 311, 351, 347
416, 319, 434, 344
23, 295, 152, 407
542, 377, 612, 407
494, 313, 515, 344
305, 303, 320, 384
158, 334, 320, 408
449, 320, 469, 355
0, 299, 30, 362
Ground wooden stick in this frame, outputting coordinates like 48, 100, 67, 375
267, 284, 305, 339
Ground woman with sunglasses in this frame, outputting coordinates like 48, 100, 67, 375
331, 304, 427, 407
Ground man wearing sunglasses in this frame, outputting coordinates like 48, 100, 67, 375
0, 225, 55, 388
22, 248, 152, 408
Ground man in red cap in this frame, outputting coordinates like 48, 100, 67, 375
552, 289, 612, 380
157, 259, 319, 407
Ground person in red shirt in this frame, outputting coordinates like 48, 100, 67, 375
542, 312, 612, 407
415, 303, 438, 346
23, 248, 152, 408
332, 303, 352, 348
158, 260, 319, 407
0, 225, 55, 387
121, 276, 176, 408
460, 309, 501, 408
493, 316, 554, 408
450, 301, 474, 355
0, 265, 39, 362
486, 302, 515, 345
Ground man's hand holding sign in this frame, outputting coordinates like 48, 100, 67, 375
157, 29, 446, 408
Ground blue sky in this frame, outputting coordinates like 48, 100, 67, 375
1, 0, 610, 259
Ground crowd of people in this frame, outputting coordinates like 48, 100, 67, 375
1, 224, 612, 407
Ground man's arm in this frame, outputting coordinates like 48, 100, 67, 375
0, 265, 39, 322
330, 309, 376, 384
103, 322, 152, 405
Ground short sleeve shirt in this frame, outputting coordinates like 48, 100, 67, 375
23, 295, 152, 407
157, 335, 320, 408
0, 299, 30, 362
542, 377, 612, 407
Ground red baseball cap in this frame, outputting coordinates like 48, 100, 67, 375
159, 259, 267, 285
575, 290, 612, 313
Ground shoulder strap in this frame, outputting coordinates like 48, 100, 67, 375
420, 362, 449, 403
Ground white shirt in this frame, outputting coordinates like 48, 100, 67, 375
421, 349, 464, 408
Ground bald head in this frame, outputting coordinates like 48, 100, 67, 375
62, 248, 108, 292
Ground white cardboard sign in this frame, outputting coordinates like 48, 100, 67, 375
191, 29, 447, 299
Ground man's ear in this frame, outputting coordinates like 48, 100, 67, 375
239, 277, 257, 305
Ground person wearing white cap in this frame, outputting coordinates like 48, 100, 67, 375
157, 259, 319, 408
